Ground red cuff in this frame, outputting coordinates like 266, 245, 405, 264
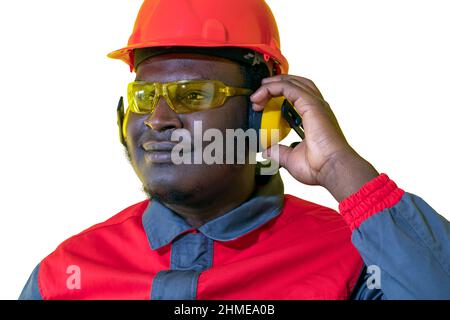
339, 173, 405, 230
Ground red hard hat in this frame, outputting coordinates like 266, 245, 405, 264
107, 0, 289, 74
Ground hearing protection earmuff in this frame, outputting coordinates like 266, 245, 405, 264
117, 96, 126, 146
116, 96, 304, 151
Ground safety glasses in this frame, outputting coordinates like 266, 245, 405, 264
127, 80, 254, 114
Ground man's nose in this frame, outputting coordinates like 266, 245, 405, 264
144, 97, 183, 131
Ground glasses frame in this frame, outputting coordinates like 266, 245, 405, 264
127, 79, 254, 115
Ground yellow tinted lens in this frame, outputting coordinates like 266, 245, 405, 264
168, 81, 224, 112
128, 82, 156, 114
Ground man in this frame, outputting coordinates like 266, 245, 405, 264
20, 0, 450, 300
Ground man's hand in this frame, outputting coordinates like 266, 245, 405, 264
250, 74, 380, 202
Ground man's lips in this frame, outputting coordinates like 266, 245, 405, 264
142, 141, 177, 152
141, 141, 174, 164
141, 141, 192, 163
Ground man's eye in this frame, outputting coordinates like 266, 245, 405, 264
136, 90, 155, 101
183, 91, 206, 101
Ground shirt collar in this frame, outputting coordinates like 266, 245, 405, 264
142, 172, 284, 250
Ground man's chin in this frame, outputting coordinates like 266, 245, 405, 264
143, 184, 198, 206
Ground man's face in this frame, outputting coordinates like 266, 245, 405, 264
125, 53, 255, 205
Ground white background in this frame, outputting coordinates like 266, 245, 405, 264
0, 0, 449, 299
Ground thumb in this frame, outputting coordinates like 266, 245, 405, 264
262, 144, 293, 168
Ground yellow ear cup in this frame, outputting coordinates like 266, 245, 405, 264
116, 96, 130, 145
259, 97, 292, 149
122, 108, 130, 143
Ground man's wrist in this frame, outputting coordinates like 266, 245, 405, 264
319, 150, 380, 203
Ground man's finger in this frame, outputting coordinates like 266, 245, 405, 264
263, 144, 292, 169
262, 75, 324, 99
250, 81, 318, 113
287, 78, 322, 99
